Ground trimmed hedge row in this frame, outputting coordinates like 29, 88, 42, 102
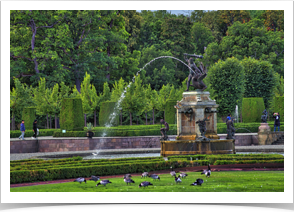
10, 129, 57, 138
22, 107, 36, 130
214, 159, 284, 165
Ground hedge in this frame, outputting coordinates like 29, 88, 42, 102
60, 98, 84, 131
273, 96, 284, 122
165, 99, 177, 125
99, 101, 119, 127
10, 129, 56, 138
22, 107, 36, 130
242, 98, 265, 123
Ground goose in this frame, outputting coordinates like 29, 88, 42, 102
180, 172, 188, 178
124, 177, 135, 185
175, 175, 182, 184
92, 153, 98, 156
141, 172, 149, 178
74, 177, 87, 184
96, 180, 112, 187
190, 178, 204, 186
170, 166, 176, 177
124, 174, 132, 178
89, 175, 100, 182
201, 164, 211, 178
138, 181, 153, 188
149, 174, 160, 181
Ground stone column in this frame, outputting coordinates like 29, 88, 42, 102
195, 108, 205, 137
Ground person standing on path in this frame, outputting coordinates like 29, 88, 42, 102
273, 112, 280, 132
32, 119, 38, 139
18, 120, 25, 140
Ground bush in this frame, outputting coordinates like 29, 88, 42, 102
60, 98, 84, 131
99, 101, 119, 127
22, 107, 36, 130
273, 96, 284, 122
242, 98, 265, 123
10, 129, 56, 138
165, 99, 177, 125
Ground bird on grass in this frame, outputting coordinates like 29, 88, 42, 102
201, 164, 211, 178
124, 177, 135, 185
180, 172, 188, 178
175, 175, 182, 184
190, 178, 204, 186
149, 174, 160, 181
141, 172, 150, 178
74, 178, 87, 184
96, 180, 112, 187
124, 174, 132, 178
170, 166, 176, 177
89, 175, 100, 182
138, 181, 153, 188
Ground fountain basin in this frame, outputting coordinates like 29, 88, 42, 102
160, 139, 235, 157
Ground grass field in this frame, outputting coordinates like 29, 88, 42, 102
10, 171, 284, 192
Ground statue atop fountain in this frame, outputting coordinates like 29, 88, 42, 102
184, 53, 207, 91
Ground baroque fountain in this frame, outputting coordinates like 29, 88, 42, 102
160, 53, 236, 156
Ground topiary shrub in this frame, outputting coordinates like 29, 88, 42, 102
273, 96, 284, 122
165, 99, 177, 125
99, 101, 119, 126
22, 107, 36, 130
242, 97, 265, 123
60, 98, 84, 131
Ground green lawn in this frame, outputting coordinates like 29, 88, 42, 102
10, 171, 284, 192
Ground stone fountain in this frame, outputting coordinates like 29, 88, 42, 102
160, 53, 235, 156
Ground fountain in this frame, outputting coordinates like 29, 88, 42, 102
160, 53, 236, 157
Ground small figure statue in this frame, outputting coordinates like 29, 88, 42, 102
261, 109, 268, 123
183, 53, 207, 91
160, 119, 169, 140
226, 118, 236, 139
196, 117, 209, 140
184, 108, 193, 121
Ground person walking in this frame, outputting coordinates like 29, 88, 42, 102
18, 120, 25, 140
273, 112, 280, 132
32, 119, 38, 139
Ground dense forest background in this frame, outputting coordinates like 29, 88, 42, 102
10, 10, 284, 128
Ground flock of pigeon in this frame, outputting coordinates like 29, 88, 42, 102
73, 164, 211, 189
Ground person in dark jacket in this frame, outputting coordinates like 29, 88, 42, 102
18, 120, 25, 140
32, 119, 38, 139
273, 112, 280, 132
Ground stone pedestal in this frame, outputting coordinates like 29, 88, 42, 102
258, 123, 272, 145
175, 90, 219, 139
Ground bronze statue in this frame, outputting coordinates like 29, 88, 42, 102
160, 119, 169, 140
261, 109, 268, 123
196, 117, 208, 138
226, 118, 235, 139
184, 53, 207, 91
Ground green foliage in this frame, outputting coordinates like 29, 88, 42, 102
165, 99, 177, 125
191, 22, 215, 54
99, 101, 119, 126
206, 57, 245, 117
242, 98, 265, 123
59, 98, 84, 131
22, 107, 36, 130
273, 96, 284, 122
241, 57, 277, 109
10, 129, 56, 138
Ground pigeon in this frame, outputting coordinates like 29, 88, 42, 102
124, 177, 135, 185
201, 164, 211, 178
96, 180, 112, 186
141, 172, 150, 178
191, 178, 204, 186
180, 172, 188, 178
138, 181, 153, 188
89, 175, 100, 182
149, 174, 160, 181
74, 178, 86, 184
175, 175, 182, 184
170, 166, 176, 177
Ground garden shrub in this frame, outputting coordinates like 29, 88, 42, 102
60, 98, 84, 131
165, 99, 177, 125
242, 98, 265, 123
22, 107, 36, 130
99, 101, 119, 127
273, 96, 284, 122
